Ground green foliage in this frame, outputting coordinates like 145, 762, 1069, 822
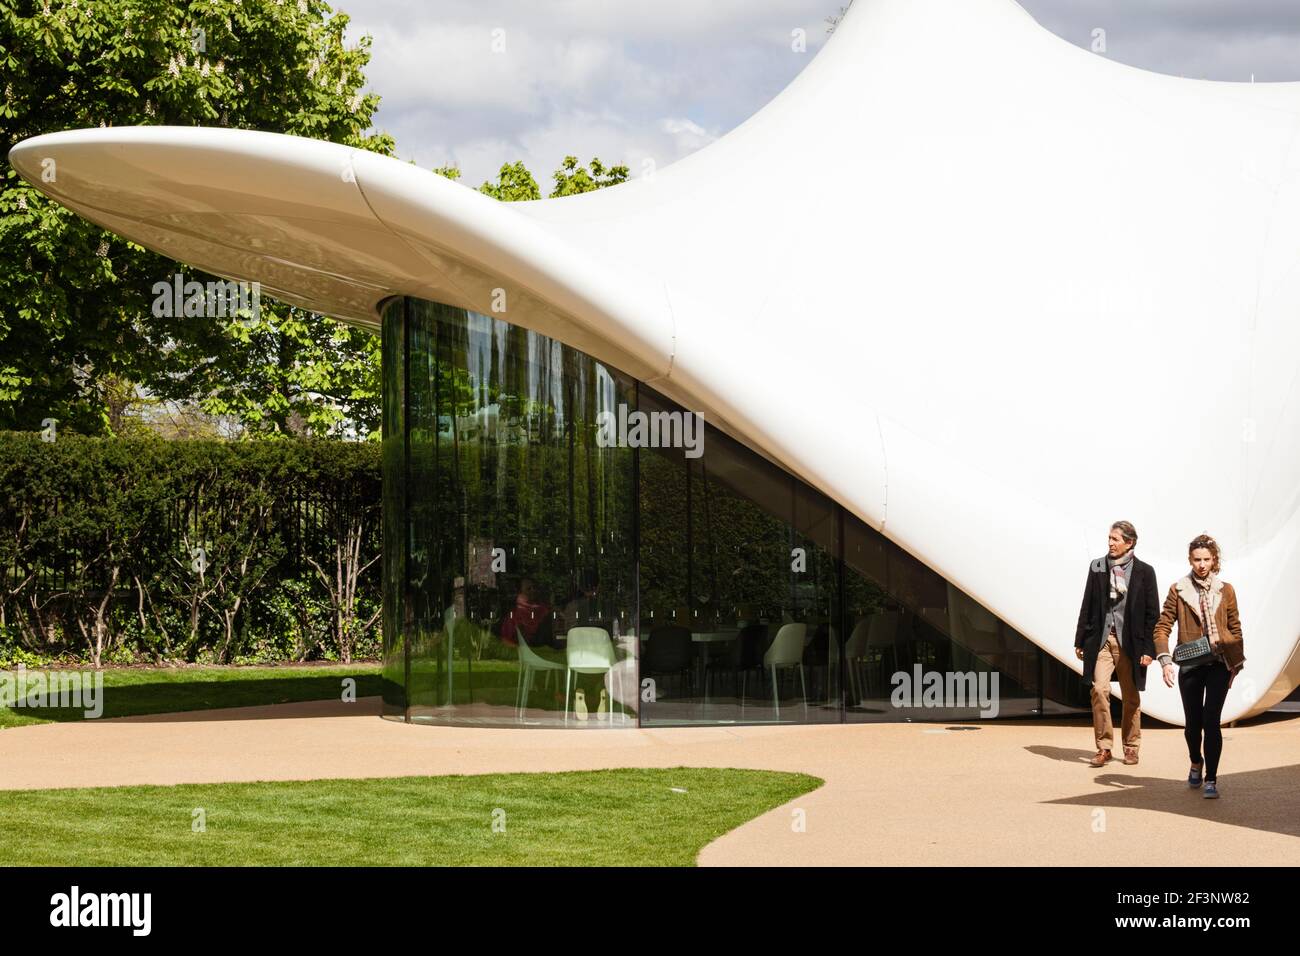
477, 159, 541, 201
476, 155, 628, 202
0, 0, 393, 436
549, 155, 629, 197
0, 0, 636, 438
0, 431, 381, 664
0, 624, 43, 668
152, 303, 383, 439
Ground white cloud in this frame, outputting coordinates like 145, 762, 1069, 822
659, 117, 718, 155
338, 0, 833, 185
334, 0, 1300, 187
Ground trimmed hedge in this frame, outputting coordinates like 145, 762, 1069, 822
0, 434, 381, 666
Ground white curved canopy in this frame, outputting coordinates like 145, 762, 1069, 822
11, 0, 1300, 722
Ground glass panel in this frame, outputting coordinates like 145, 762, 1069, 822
1041, 646, 1093, 715
638, 387, 840, 726
395, 300, 637, 727
843, 516, 1049, 722
380, 297, 407, 716
382, 295, 1088, 727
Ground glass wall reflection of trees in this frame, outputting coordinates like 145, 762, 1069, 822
381, 298, 1089, 727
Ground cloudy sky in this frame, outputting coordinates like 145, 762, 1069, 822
338, 0, 1300, 188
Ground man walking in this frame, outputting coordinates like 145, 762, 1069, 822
1074, 521, 1158, 767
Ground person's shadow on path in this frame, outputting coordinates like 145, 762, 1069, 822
1026, 746, 1300, 840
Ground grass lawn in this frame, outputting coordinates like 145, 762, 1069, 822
0, 768, 822, 866
0, 664, 382, 729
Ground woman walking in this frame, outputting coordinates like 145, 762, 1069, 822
1154, 534, 1246, 799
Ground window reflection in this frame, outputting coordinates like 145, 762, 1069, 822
381, 297, 1089, 727
384, 299, 635, 726
637, 387, 841, 725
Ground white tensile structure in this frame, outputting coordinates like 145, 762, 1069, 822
10, 0, 1300, 723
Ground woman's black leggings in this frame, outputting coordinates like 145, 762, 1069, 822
1179, 664, 1231, 780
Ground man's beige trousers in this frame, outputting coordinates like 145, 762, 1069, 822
1091, 634, 1141, 753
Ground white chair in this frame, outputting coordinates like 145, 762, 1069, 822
564, 627, 624, 725
763, 622, 807, 720
515, 635, 564, 721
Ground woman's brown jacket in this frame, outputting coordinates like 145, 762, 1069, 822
1152, 575, 1246, 672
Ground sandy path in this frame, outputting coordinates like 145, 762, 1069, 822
3, 701, 1297, 865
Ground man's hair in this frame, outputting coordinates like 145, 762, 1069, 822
1188, 533, 1222, 573
1111, 520, 1138, 546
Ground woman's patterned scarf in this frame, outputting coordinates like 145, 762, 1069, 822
1192, 572, 1220, 643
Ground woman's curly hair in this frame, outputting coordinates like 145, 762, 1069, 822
1188, 533, 1222, 573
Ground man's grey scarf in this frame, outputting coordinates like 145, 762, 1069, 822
1104, 548, 1135, 645
1108, 549, 1134, 600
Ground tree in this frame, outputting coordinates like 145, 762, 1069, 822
0, 0, 394, 436
548, 156, 629, 197
153, 303, 382, 439
474, 155, 629, 203
17, 437, 170, 666
478, 160, 541, 202
301, 445, 381, 664
198, 469, 284, 663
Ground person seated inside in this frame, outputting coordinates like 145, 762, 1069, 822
499, 577, 556, 650
561, 570, 601, 632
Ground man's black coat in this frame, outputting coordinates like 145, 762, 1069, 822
1074, 554, 1158, 692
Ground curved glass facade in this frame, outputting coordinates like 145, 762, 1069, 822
381, 297, 1089, 727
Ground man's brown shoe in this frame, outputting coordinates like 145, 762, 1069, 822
1090, 749, 1112, 768
1123, 747, 1139, 765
